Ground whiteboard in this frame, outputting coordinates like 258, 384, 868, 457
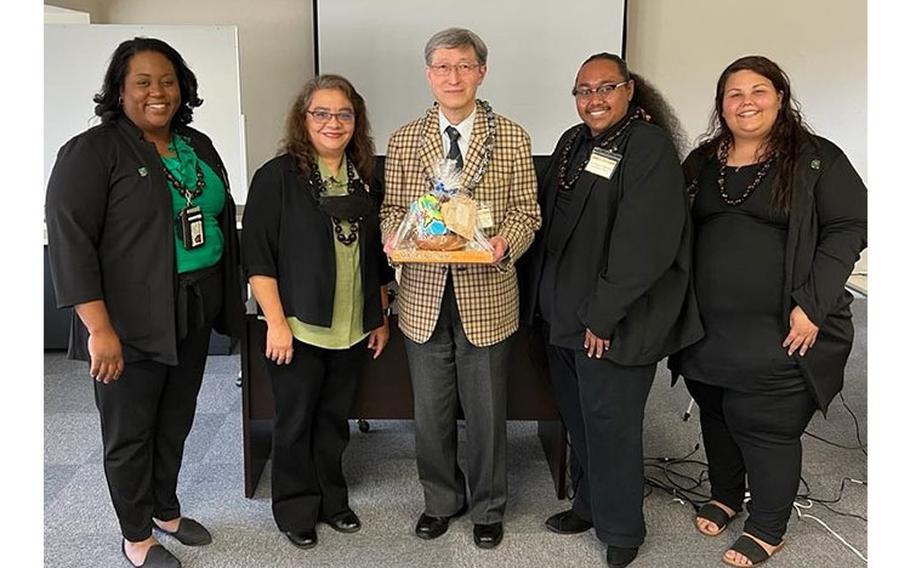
316, 0, 626, 155
44, 24, 248, 202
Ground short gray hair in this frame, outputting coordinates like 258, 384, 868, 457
424, 27, 488, 65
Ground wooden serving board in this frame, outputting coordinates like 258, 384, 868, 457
390, 249, 494, 264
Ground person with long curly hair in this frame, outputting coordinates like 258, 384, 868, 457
523, 52, 703, 568
46, 37, 245, 568
669, 55, 867, 567
241, 74, 393, 550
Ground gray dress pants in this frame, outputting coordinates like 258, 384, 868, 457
403, 275, 512, 524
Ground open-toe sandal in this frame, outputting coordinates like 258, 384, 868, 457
695, 502, 735, 536
722, 534, 781, 567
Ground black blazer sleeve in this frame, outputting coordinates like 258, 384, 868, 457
241, 164, 282, 279
45, 134, 109, 308
581, 129, 687, 338
791, 147, 868, 326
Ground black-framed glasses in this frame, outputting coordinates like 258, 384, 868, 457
306, 109, 355, 124
428, 62, 483, 76
572, 81, 630, 99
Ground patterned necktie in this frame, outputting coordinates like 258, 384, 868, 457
445, 126, 464, 170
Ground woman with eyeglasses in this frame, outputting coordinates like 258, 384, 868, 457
523, 52, 702, 568
242, 74, 393, 550
668, 56, 866, 567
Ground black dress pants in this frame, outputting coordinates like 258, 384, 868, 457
684, 378, 817, 545
267, 338, 367, 532
94, 268, 222, 542
546, 343, 656, 548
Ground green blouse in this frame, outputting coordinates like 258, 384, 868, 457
162, 134, 225, 274
287, 155, 368, 349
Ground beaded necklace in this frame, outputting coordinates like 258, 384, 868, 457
556, 106, 645, 191
716, 139, 775, 206
423, 99, 497, 196
309, 157, 360, 246
161, 140, 206, 203
162, 164, 205, 201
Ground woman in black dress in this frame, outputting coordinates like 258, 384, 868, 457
670, 56, 867, 567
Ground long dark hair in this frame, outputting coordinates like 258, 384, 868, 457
93, 37, 203, 127
281, 74, 375, 182
697, 55, 813, 212
579, 52, 687, 158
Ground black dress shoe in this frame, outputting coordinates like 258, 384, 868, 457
284, 529, 318, 549
326, 511, 361, 533
153, 517, 212, 546
414, 503, 468, 540
415, 513, 450, 540
121, 541, 181, 568
473, 522, 503, 549
544, 509, 593, 534
606, 545, 639, 568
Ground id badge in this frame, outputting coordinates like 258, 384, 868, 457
178, 205, 205, 250
584, 148, 622, 180
476, 204, 495, 229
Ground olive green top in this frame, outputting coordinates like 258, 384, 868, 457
287, 155, 368, 349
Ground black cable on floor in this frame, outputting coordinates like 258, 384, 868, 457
803, 393, 867, 454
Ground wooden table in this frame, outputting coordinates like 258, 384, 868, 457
240, 314, 568, 499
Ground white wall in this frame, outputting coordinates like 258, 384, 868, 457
45, 0, 109, 22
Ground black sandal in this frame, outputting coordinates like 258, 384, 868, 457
722, 534, 781, 567
695, 502, 735, 536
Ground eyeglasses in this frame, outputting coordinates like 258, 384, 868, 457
572, 81, 630, 100
306, 109, 355, 124
428, 62, 483, 76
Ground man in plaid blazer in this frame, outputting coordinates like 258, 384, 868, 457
380, 27, 540, 550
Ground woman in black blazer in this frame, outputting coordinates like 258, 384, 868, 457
46, 38, 244, 568
523, 53, 702, 568
241, 74, 392, 550
670, 56, 867, 567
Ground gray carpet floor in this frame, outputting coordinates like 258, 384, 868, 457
45, 299, 867, 567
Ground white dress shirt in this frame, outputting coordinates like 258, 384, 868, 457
438, 105, 476, 160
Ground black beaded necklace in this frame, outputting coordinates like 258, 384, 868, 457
309, 157, 360, 246
556, 106, 645, 191
162, 160, 205, 202
717, 139, 775, 206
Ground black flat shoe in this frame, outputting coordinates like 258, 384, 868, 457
544, 509, 593, 534
153, 517, 212, 546
606, 545, 639, 568
121, 541, 181, 568
473, 522, 503, 549
284, 529, 318, 549
414, 502, 468, 540
326, 511, 361, 534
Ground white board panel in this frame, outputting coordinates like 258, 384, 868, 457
44, 24, 248, 202
316, 0, 626, 155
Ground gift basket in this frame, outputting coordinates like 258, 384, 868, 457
389, 158, 494, 264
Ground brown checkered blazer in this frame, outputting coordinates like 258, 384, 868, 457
380, 102, 541, 347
